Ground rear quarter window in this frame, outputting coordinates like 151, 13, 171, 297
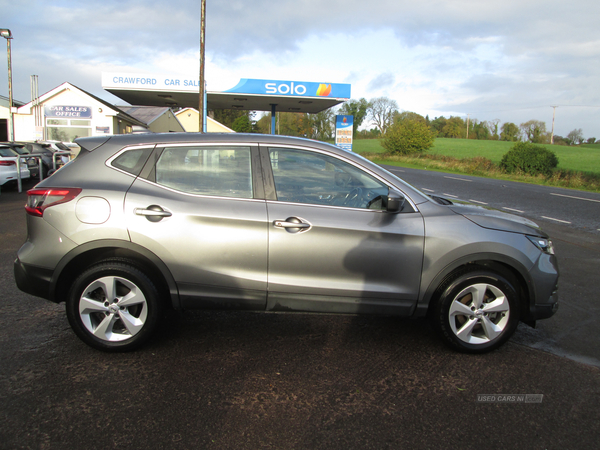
111, 148, 153, 176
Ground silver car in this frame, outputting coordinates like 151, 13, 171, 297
14, 133, 558, 353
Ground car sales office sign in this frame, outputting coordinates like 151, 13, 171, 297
45, 105, 93, 118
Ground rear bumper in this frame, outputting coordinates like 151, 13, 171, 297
14, 258, 55, 302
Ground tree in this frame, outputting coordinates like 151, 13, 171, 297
382, 119, 435, 155
429, 116, 447, 137
255, 113, 271, 134
587, 137, 596, 144
211, 109, 252, 130
277, 112, 311, 137
442, 116, 465, 138
472, 120, 490, 140
566, 128, 584, 145
393, 111, 426, 124
485, 119, 500, 140
368, 97, 399, 135
500, 122, 520, 141
338, 98, 371, 137
231, 114, 255, 133
307, 109, 335, 141
520, 120, 548, 144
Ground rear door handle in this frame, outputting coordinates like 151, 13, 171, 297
135, 205, 172, 222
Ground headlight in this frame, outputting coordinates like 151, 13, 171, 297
527, 236, 555, 255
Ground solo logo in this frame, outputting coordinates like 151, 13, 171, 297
265, 82, 332, 97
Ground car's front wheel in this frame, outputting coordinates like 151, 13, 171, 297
66, 260, 162, 352
431, 269, 520, 353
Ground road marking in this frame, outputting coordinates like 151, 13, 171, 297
390, 168, 405, 173
444, 176, 472, 182
443, 193, 458, 198
469, 199, 488, 205
422, 188, 435, 192
503, 207, 525, 213
542, 216, 572, 224
551, 193, 600, 203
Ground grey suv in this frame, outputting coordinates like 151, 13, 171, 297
14, 133, 558, 353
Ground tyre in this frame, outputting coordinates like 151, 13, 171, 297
66, 261, 162, 352
431, 269, 520, 353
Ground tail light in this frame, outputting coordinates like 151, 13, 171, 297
25, 188, 82, 217
0, 160, 16, 166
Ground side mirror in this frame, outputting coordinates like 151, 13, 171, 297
386, 189, 405, 213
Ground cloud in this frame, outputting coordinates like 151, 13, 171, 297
1, 0, 599, 136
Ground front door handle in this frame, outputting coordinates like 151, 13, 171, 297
273, 217, 312, 233
135, 205, 172, 222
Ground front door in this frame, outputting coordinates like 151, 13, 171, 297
264, 146, 425, 315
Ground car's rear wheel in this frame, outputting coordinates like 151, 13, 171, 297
431, 269, 520, 353
66, 261, 162, 352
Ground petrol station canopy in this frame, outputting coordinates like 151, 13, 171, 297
102, 73, 351, 114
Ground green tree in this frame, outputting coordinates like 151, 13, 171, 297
520, 120, 549, 144
255, 113, 271, 134
338, 98, 371, 137
211, 109, 252, 130
393, 111, 426, 124
307, 109, 335, 141
442, 116, 465, 138
382, 119, 435, 155
368, 97, 399, 135
231, 115, 254, 133
566, 128, 584, 145
500, 122, 520, 141
429, 116, 447, 137
485, 119, 500, 140
472, 120, 490, 140
277, 112, 310, 137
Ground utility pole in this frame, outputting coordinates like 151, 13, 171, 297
466, 114, 470, 139
550, 106, 557, 144
1, 29, 14, 141
198, 0, 206, 133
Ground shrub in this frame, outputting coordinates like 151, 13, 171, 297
500, 142, 559, 176
382, 120, 435, 155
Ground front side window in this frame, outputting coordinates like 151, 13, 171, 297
155, 146, 252, 199
268, 148, 388, 209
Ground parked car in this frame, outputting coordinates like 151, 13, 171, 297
0, 142, 40, 178
40, 140, 74, 164
14, 133, 559, 353
0, 145, 30, 187
18, 142, 67, 178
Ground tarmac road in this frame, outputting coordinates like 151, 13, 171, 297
1, 178, 599, 449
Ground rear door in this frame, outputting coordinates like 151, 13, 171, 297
263, 145, 425, 315
123, 143, 268, 310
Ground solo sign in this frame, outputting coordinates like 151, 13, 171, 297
335, 115, 354, 151
226, 79, 350, 99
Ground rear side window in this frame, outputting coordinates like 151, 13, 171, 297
112, 148, 153, 176
155, 146, 252, 199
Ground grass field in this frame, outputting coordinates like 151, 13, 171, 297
352, 138, 600, 174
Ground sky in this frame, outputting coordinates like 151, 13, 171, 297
1, 0, 599, 138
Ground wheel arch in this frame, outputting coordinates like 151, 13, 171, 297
416, 254, 534, 320
50, 240, 180, 310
